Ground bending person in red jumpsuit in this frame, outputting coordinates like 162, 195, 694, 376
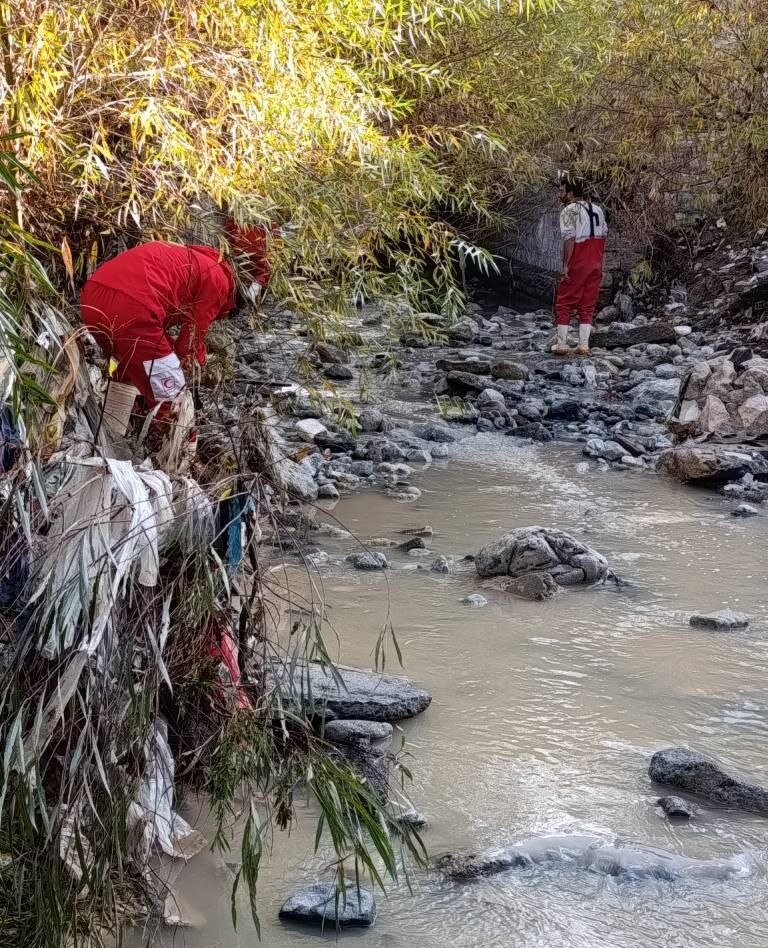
553, 177, 607, 357
80, 222, 272, 417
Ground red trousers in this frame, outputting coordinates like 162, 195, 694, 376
81, 282, 178, 408
555, 238, 605, 326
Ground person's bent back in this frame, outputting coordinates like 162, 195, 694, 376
80, 241, 236, 408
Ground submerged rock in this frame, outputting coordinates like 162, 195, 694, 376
279, 883, 376, 927
689, 609, 750, 630
649, 747, 768, 815
412, 421, 457, 443
324, 720, 393, 745
438, 834, 746, 882
505, 571, 559, 601
271, 661, 432, 722
475, 526, 608, 586
657, 796, 695, 820
462, 593, 488, 608
732, 502, 759, 517
346, 551, 389, 570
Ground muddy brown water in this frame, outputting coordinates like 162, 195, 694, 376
127, 434, 768, 948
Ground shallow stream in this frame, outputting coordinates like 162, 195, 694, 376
128, 434, 768, 948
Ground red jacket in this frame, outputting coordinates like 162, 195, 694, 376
85, 242, 236, 365
224, 219, 273, 287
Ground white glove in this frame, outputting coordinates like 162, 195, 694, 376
246, 282, 263, 305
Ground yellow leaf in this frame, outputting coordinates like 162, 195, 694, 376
61, 237, 74, 286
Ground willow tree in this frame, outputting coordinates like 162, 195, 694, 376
0, 0, 556, 327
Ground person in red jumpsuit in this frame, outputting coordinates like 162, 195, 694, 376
80, 222, 272, 414
552, 177, 607, 356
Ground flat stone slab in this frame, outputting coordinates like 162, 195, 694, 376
689, 609, 750, 631
649, 747, 768, 815
271, 661, 432, 722
279, 883, 376, 927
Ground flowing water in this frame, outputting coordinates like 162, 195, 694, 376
128, 434, 768, 948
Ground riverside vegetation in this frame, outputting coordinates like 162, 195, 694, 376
1, 1, 768, 946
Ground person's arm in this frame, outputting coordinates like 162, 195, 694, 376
559, 204, 578, 279
562, 238, 575, 278
175, 261, 233, 366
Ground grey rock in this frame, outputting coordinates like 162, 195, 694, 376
277, 459, 319, 501
477, 388, 506, 410
689, 609, 750, 630
733, 502, 759, 517
446, 371, 520, 398
435, 356, 490, 375
490, 359, 529, 381
358, 408, 385, 432
395, 807, 428, 828
649, 747, 768, 815
346, 552, 389, 570
412, 421, 457, 443
591, 322, 677, 349
657, 796, 695, 820
431, 555, 452, 574
399, 525, 434, 537
628, 377, 681, 414
505, 571, 559, 600
318, 482, 340, 500
324, 720, 394, 745
315, 341, 347, 364
657, 445, 768, 485
315, 431, 357, 453
598, 440, 626, 462
507, 422, 553, 442
475, 526, 609, 585
448, 316, 479, 343
279, 883, 376, 927
271, 661, 431, 722
350, 460, 374, 477
462, 593, 488, 608
398, 536, 426, 552
324, 363, 354, 381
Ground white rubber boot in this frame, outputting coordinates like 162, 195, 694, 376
551, 324, 570, 355
577, 323, 591, 356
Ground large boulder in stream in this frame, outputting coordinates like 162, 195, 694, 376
649, 747, 768, 816
270, 661, 432, 722
656, 445, 768, 484
475, 527, 609, 586
280, 883, 376, 927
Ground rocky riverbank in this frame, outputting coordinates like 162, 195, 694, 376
198, 236, 768, 519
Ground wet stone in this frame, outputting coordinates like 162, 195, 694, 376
649, 747, 768, 815
689, 609, 750, 631
324, 720, 394, 745
279, 883, 376, 928
657, 796, 695, 820
346, 551, 389, 570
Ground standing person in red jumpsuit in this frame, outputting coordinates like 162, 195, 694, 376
552, 177, 608, 356
80, 222, 272, 420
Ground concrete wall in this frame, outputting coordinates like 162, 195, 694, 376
491, 192, 642, 305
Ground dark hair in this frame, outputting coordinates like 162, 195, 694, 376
560, 175, 585, 198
